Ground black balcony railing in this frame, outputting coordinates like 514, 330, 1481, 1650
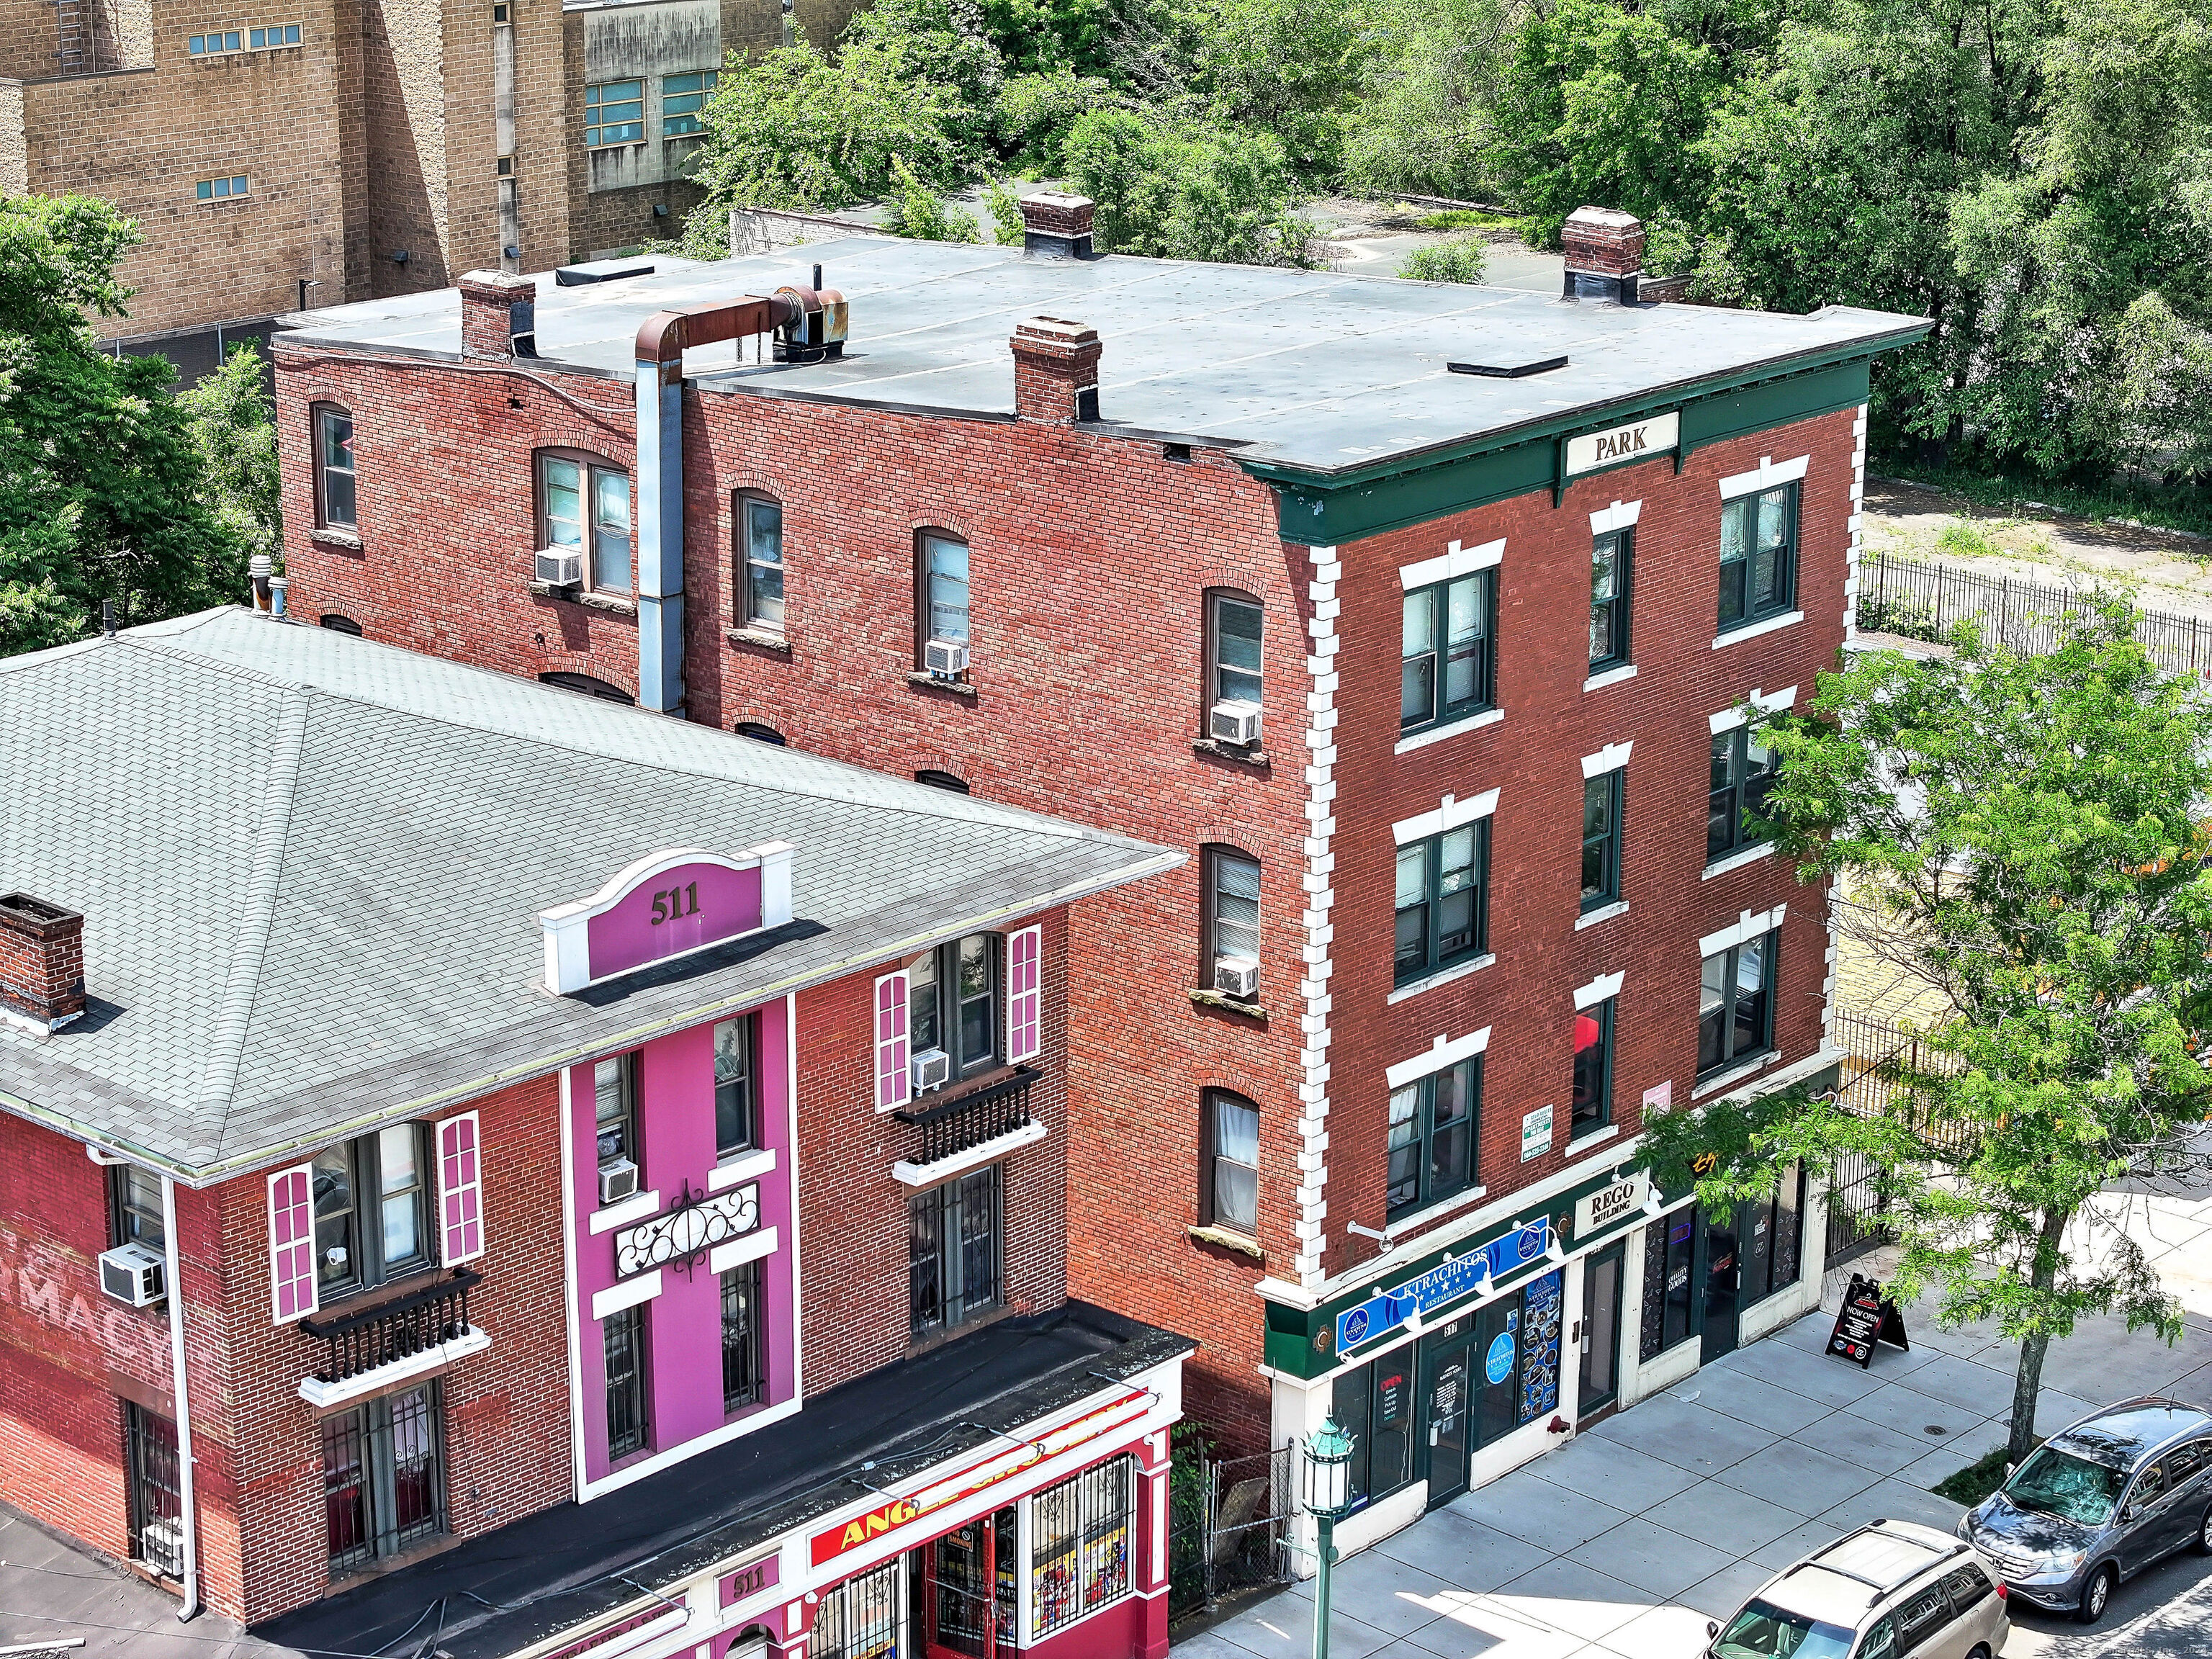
299, 1267, 482, 1385
894, 1066, 1039, 1167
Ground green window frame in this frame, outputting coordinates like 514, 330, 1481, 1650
1718, 482, 1799, 631
1581, 770, 1623, 912
1400, 570, 1495, 735
661, 69, 718, 136
1393, 821, 1489, 987
1707, 727, 1780, 861
584, 79, 644, 148
1385, 1054, 1480, 1218
1589, 529, 1631, 670
1699, 930, 1778, 1079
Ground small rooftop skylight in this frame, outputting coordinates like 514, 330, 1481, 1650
1448, 355, 1569, 379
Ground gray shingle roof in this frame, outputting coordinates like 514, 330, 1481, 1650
0, 610, 1179, 1182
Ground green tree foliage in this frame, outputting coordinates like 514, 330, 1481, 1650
1642, 613, 2212, 1464
179, 343, 282, 564
0, 195, 246, 657
1185, 0, 1369, 181
1398, 235, 1487, 283
1063, 109, 1315, 264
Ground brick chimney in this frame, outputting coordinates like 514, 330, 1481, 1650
1017, 191, 1094, 260
458, 269, 539, 359
0, 893, 85, 1033
1010, 317, 1102, 425
1561, 207, 1644, 304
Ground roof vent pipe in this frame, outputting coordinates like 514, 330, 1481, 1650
249, 552, 272, 612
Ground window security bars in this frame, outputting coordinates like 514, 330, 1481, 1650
1031, 1455, 1136, 1637
721, 1259, 764, 1411
814, 1560, 901, 1659
125, 1403, 183, 1576
909, 1166, 1001, 1339
605, 1305, 648, 1459
322, 1384, 444, 1570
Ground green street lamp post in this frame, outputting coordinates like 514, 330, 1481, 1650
1301, 1414, 1357, 1659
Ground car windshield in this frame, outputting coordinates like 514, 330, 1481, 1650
1714, 1599, 1856, 1659
2005, 1446, 2126, 1527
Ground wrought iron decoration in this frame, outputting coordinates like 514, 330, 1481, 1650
614, 1179, 759, 1279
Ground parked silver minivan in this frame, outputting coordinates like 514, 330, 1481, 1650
1960, 1396, 2212, 1623
1709, 1519, 2010, 1659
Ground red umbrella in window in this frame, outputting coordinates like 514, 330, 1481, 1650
1574, 1013, 1602, 1051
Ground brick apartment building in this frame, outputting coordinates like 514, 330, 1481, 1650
271, 204, 1930, 1563
0, 606, 1192, 1659
0, 0, 859, 374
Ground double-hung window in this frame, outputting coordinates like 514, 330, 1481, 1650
310, 1124, 433, 1298
1393, 822, 1488, 987
594, 1053, 640, 1180
1202, 846, 1259, 997
917, 531, 970, 662
661, 69, 717, 137
539, 453, 631, 593
737, 495, 784, 633
1385, 1055, 1479, 1217
322, 1383, 444, 1569
1589, 529, 1631, 670
1718, 483, 1797, 632
1571, 999, 1614, 1139
1208, 590, 1263, 720
1581, 770, 1623, 912
910, 1166, 1000, 1338
714, 1015, 755, 1159
314, 405, 356, 529
910, 934, 998, 1080
1708, 728, 1780, 860
1400, 571, 1494, 734
584, 79, 644, 147
1699, 930, 1777, 1078
721, 1259, 763, 1411
1202, 1089, 1259, 1234
110, 1164, 166, 1251
603, 1306, 648, 1457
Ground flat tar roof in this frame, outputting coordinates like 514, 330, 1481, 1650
279, 240, 1928, 480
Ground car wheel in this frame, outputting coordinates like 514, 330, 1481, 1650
2077, 1562, 2116, 1624
1966, 1647, 1991, 1659
2197, 1503, 2212, 1556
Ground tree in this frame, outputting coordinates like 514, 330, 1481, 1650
1398, 235, 1487, 283
1063, 109, 1315, 264
1187, 0, 1370, 183
1643, 613, 2212, 1465
179, 343, 282, 564
0, 194, 246, 657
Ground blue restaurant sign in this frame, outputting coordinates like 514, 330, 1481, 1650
1335, 1218, 1555, 1356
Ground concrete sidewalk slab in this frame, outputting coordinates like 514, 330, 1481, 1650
1586, 1394, 1775, 1475
1519, 1436, 1701, 1513
1560, 1516, 1736, 1601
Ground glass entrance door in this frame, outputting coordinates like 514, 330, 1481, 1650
1577, 1242, 1625, 1418
1420, 1320, 1473, 1508
920, 1506, 1014, 1659
1700, 1213, 1741, 1363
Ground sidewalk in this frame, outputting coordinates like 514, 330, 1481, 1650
1175, 1300, 2212, 1659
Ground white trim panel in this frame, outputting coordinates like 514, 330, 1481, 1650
709, 1146, 776, 1192
589, 1188, 662, 1236
1385, 1025, 1493, 1089
1710, 685, 1799, 734
1719, 454, 1811, 500
1573, 972, 1624, 1010
1712, 610, 1806, 649
1589, 500, 1642, 535
1581, 741, 1632, 779
1399, 537, 1505, 590
1699, 904, 1787, 959
709, 1226, 780, 1275
1583, 664, 1637, 693
1395, 706, 1503, 755
1393, 788, 1500, 845
591, 1269, 663, 1320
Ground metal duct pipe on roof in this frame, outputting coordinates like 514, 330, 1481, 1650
631, 289, 841, 714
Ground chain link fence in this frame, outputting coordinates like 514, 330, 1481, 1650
1169, 1437, 1295, 1620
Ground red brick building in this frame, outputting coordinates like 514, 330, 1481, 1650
271, 204, 1929, 1562
0, 607, 1187, 1658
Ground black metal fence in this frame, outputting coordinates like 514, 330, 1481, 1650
1169, 1441, 1294, 1619
1826, 1010, 1977, 1264
298, 1265, 480, 1383
895, 1067, 1039, 1166
1858, 550, 2212, 678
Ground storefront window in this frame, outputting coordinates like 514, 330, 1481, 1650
1740, 1162, 1806, 1303
1030, 1455, 1134, 1637
1515, 1269, 1564, 1426
1331, 1354, 1416, 1512
816, 1560, 901, 1659
1639, 1206, 1699, 1361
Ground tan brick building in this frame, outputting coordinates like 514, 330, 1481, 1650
0, 0, 860, 372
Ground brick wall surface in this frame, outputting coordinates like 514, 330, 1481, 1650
273, 331, 1853, 1456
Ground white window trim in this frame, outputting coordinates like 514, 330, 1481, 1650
709, 1146, 777, 1192
1589, 499, 1642, 535
1385, 1025, 1493, 1089
590, 1268, 662, 1320
1398, 536, 1504, 590
1718, 454, 1810, 501
709, 1226, 780, 1276
1575, 899, 1629, 931
1709, 685, 1799, 733
1583, 663, 1638, 693
1702, 842, 1777, 881
1712, 609, 1806, 650
1394, 706, 1503, 755
1392, 788, 1499, 845
1700, 904, 1786, 960
1581, 740, 1633, 779
1573, 971, 1624, 1011
1692, 1048, 1782, 1101
1385, 952, 1495, 1005
588, 1188, 662, 1236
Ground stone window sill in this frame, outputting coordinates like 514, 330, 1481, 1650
727, 628, 792, 657
1385, 952, 1496, 1005
1188, 987, 1267, 1023
528, 580, 636, 617
907, 670, 978, 700
1192, 737, 1271, 770
1575, 899, 1628, 931
1702, 841, 1777, 881
1583, 662, 1637, 693
310, 526, 363, 552
1394, 706, 1503, 756
1712, 609, 1805, 650
1569, 1123, 1622, 1151
1187, 1223, 1265, 1261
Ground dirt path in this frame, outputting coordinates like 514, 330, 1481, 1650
1865, 478, 2212, 621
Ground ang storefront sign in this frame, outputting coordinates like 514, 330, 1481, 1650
1334, 1218, 1554, 1357
1572, 1173, 1648, 1239
809, 1388, 1148, 1567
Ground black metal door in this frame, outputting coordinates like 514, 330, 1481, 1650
1700, 1215, 1740, 1362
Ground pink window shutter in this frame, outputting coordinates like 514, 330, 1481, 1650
438, 1111, 485, 1265
875, 969, 911, 1110
268, 1164, 318, 1323
1007, 925, 1042, 1064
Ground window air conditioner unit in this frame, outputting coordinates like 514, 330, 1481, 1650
1209, 700, 1262, 747
1214, 958, 1259, 999
99, 1242, 166, 1308
924, 639, 969, 679
139, 1516, 185, 1578
598, 1158, 640, 1205
535, 549, 584, 590
911, 1048, 952, 1093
